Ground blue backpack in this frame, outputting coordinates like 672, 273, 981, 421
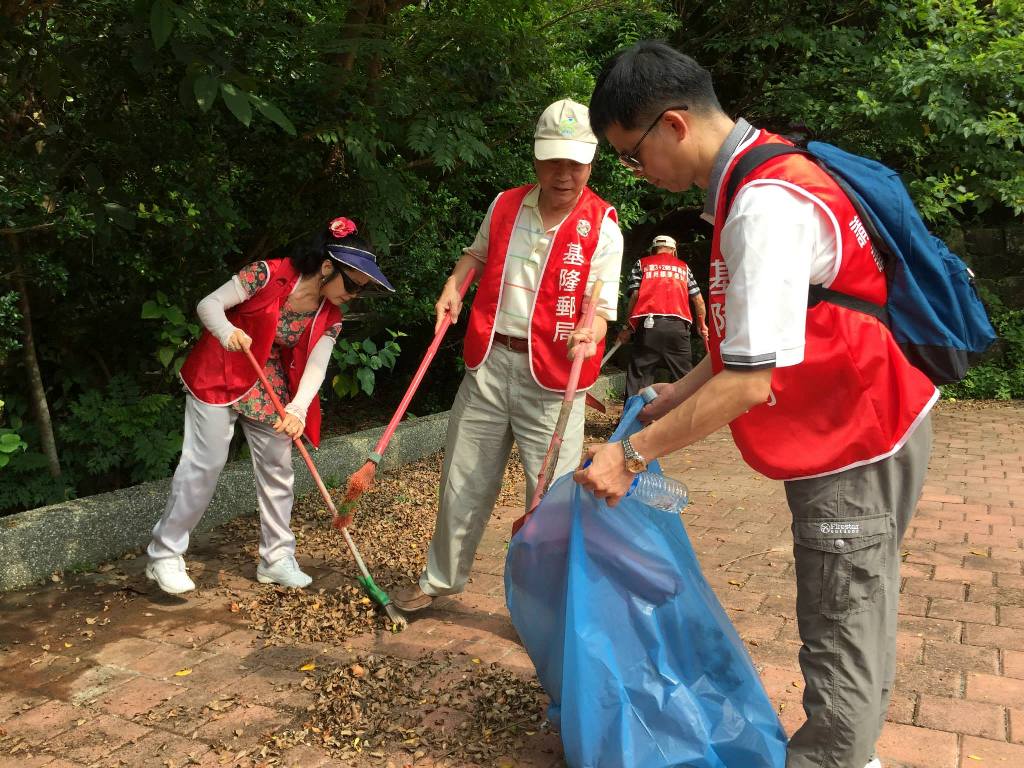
724, 141, 996, 385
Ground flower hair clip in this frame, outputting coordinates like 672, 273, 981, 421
329, 216, 358, 239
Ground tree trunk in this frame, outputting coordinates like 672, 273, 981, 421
9, 238, 62, 479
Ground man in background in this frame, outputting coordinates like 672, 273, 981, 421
616, 233, 707, 396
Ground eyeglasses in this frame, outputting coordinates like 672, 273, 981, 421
617, 104, 688, 172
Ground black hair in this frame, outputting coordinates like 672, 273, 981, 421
589, 41, 722, 137
289, 222, 374, 276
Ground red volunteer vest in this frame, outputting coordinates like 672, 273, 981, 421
179, 258, 342, 447
629, 254, 694, 329
463, 185, 617, 391
707, 130, 937, 480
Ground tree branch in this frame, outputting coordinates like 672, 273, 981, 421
0, 222, 56, 236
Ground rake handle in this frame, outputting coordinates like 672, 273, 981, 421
527, 279, 604, 513
369, 268, 476, 461
241, 347, 339, 519
600, 340, 621, 367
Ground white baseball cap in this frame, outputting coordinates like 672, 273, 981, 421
651, 235, 677, 250
534, 99, 598, 164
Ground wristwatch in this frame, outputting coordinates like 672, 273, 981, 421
621, 436, 648, 474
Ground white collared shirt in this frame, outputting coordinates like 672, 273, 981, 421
464, 186, 623, 338
706, 125, 839, 370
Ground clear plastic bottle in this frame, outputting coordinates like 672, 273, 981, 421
629, 385, 689, 513
627, 472, 689, 513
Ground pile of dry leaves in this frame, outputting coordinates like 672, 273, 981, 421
240, 584, 401, 642
265, 652, 548, 764
223, 406, 618, 647
224, 448, 528, 644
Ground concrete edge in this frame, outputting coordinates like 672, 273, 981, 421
0, 372, 624, 592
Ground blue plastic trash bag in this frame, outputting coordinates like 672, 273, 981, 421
505, 395, 787, 768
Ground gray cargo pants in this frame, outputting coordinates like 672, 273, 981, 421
784, 415, 932, 768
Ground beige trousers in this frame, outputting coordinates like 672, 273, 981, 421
419, 344, 586, 596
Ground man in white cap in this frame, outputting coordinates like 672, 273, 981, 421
393, 98, 624, 612
616, 233, 708, 397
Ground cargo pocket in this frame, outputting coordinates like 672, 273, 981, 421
792, 514, 890, 620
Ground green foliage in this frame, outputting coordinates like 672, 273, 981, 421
943, 296, 1024, 400
666, 0, 1023, 227
0, 396, 65, 512
0, 399, 27, 469
332, 330, 405, 398
141, 292, 200, 374
59, 375, 184, 490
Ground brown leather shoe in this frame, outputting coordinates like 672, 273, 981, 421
391, 583, 434, 612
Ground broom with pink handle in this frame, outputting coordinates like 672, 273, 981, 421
241, 346, 407, 628
511, 280, 603, 536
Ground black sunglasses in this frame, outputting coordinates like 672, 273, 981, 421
323, 268, 372, 296
618, 104, 688, 172
335, 268, 372, 297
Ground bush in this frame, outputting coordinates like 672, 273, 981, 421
943, 298, 1024, 401
58, 375, 184, 494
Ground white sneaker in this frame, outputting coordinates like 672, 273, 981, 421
145, 556, 196, 595
256, 555, 312, 588
865, 759, 882, 768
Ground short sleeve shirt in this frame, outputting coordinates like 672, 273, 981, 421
704, 123, 839, 370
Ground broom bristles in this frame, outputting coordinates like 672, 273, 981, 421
344, 460, 377, 502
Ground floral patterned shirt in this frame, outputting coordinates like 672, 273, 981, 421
231, 262, 342, 426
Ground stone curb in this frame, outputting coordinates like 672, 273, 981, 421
0, 372, 624, 592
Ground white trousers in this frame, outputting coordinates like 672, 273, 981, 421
420, 344, 586, 596
147, 395, 296, 567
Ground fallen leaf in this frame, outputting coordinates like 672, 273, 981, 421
174, 668, 192, 677
300, 662, 316, 671
85, 617, 97, 625
728, 580, 743, 586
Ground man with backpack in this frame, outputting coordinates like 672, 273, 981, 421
617, 234, 708, 397
575, 41, 941, 768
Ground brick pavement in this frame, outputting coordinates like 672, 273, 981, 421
0, 401, 1021, 767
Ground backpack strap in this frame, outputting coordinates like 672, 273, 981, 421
722, 144, 812, 213
808, 284, 888, 324
722, 142, 890, 326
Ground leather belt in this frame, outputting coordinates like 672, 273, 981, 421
492, 332, 529, 353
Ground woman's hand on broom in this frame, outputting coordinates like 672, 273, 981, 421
273, 412, 304, 439
225, 328, 253, 352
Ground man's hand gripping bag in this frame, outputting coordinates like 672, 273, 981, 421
505, 395, 787, 768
